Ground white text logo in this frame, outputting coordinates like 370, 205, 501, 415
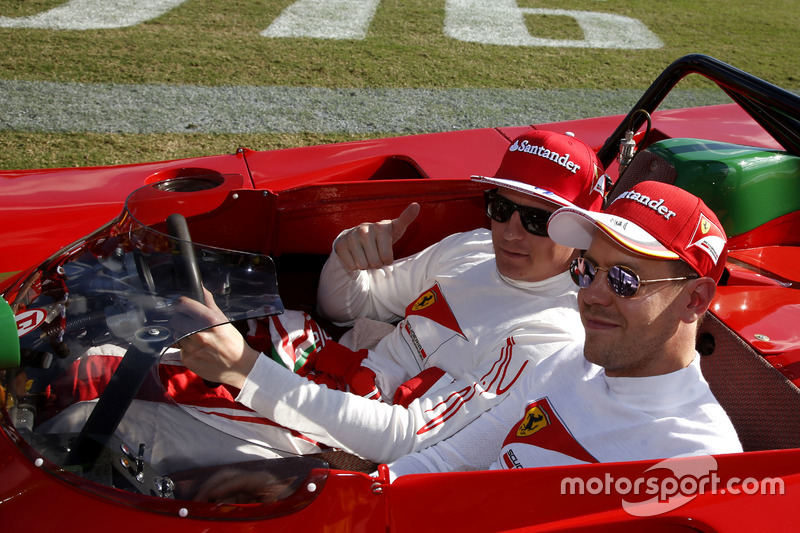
561, 455, 784, 517
614, 189, 677, 220
509, 140, 581, 174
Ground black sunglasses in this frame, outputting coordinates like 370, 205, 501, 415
484, 189, 553, 237
569, 257, 698, 298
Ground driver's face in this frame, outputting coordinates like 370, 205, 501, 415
578, 233, 690, 377
490, 188, 577, 283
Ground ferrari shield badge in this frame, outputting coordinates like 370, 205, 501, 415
517, 405, 550, 437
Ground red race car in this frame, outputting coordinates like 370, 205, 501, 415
1, 54, 798, 531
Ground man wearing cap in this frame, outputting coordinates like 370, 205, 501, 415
178, 130, 607, 464
386, 180, 741, 479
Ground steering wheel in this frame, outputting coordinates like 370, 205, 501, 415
65, 213, 208, 477
166, 213, 205, 304
166, 214, 223, 388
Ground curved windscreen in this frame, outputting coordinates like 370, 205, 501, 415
1, 176, 329, 519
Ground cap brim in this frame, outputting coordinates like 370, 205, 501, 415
471, 175, 575, 208
548, 207, 679, 259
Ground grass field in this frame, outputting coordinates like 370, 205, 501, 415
1, 0, 798, 169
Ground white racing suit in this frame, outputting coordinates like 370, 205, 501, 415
387, 344, 743, 478
236, 229, 585, 462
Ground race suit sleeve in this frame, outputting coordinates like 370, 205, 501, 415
315, 231, 467, 326
386, 371, 531, 479
236, 333, 568, 464
315, 249, 383, 325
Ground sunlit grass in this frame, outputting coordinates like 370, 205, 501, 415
0, 0, 798, 169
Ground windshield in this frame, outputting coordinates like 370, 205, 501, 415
1, 176, 328, 518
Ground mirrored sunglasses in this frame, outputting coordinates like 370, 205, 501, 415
484, 189, 553, 237
569, 257, 698, 298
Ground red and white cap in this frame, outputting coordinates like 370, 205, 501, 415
471, 130, 605, 211
547, 180, 728, 282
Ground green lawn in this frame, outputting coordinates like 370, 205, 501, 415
1, 0, 797, 168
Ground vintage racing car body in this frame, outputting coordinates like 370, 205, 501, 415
0, 55, 798, 531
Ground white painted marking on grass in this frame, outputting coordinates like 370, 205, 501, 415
0, 0, 188, 30
445, 0, 663, 49
261, 0, 380, 40
0, 0, 662, 50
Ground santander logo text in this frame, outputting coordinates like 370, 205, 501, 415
508, 140, 581, 174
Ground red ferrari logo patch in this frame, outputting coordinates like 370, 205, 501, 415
405, 283, 466, 338
688, 213, 726, 265
504, 397, 598, 464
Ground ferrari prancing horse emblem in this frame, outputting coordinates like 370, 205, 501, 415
517, 405, 550, 437
411, 290, 437, 312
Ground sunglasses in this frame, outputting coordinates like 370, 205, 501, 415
484, 189, 553, 237
569, 257, 698, 298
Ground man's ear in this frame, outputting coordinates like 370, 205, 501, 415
681, 277, 716, 323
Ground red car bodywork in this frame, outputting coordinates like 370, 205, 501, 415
1, 56, 798, 531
